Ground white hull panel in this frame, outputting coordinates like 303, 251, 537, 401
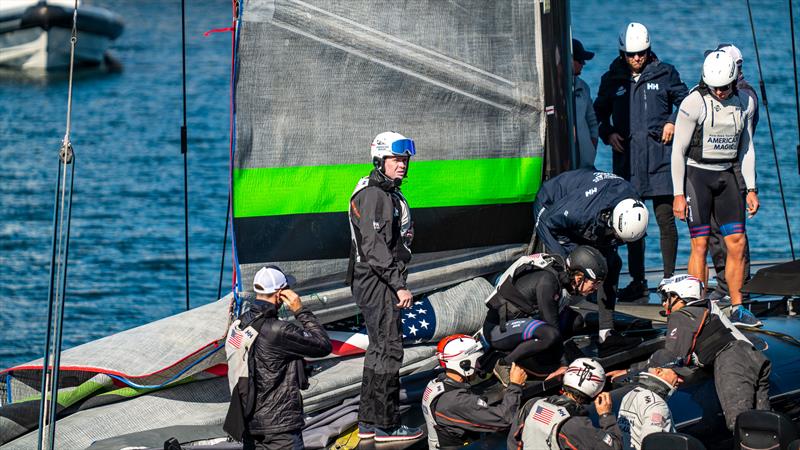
0, 26, 112, 69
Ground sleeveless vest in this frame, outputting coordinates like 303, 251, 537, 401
688, 90, 746, 163
520, 397, 571, 450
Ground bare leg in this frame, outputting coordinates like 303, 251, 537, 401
724, 233, 746, 306
688, 237, 709, 289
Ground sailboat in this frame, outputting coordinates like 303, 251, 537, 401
1, 0, 798, 449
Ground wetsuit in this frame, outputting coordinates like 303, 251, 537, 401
483, 255, 579, 374
663, 299, 771, 430
508, 394, 623, 450
671, 88, 756, 239
422, 373, 522, 450
617, 373, 675, 450
348, 169, 413, 428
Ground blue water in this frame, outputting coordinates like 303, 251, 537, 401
1, 1, 798, 370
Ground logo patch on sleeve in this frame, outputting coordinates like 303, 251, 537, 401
603, 434, 613, 446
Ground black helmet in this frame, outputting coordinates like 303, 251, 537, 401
566, 246, 608, 281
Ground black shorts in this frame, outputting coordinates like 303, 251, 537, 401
685, 166, 745, 238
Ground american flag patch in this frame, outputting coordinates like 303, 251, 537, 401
533, 406, 554, 424
228, 330, 243, 349
423, 386, 433, 402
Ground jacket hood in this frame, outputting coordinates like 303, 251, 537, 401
247, 299, 279, 319
636, 372, 676, 399
369, 168, 401, 190
549, 394, 587, 416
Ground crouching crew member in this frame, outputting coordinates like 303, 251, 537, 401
533, 168, 649, 355
482, 246, 608, 382
657, 275, 771, 431
510, 358, 623, 450
422, 335, 528, 450
617, 349, 688, 450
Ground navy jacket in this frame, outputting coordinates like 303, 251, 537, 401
533, 169, 641, 256
594, 54, 688, 197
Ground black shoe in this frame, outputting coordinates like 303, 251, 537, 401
598, 332, 643, 358
493, 359, 511, 387
617, 280, 649, 302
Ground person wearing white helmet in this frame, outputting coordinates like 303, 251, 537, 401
421, 335, 528, 450
595, 22, 688, 302
509, 358, 622, 450
655, 275, 771, 431
348, 131, 422, 441
533, 169, 648, 356
706, 43, 759, 304
670, 51, 761, 327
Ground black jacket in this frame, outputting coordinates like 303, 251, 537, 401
533, 169, 640, 256
594, 54, 688, 197
348, 169, 413, 291
243, 301, 331, 434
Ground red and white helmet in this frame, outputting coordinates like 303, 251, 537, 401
436, 334, 484, 377
563, 358, 606, 399
658, 274, 703, 301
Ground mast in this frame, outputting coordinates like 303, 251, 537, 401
540, 0, 575, 180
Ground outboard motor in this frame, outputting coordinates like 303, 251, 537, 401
735, 410, 799, 450
642, 432, 706, 450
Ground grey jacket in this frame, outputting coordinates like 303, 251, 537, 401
575, 76, 599, 169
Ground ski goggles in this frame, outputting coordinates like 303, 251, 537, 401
390, 138, 416, 156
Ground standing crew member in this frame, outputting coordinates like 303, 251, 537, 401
574, 38, 600, 168
348, 131, 423, 442
616, 350, 688, 450
533, 168, 649, 355
509, 358, 623, 450
422, 335, 528, 450
482, 246, 608, 383
227, 266, 332, 450
707, 44, 759, 302
671, 51, 761, 326
657, 275, 771, 431
594, 22, 688, 300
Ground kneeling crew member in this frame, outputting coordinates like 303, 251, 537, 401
617, 349, 688, 450
482, 246, 608, 381
510, 358, 623, 450
657, 275, 771, 431
422, 334, 528, 450
533, 169, 649, 355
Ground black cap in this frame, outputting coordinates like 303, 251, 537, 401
572, 39, 595, 63
647, 349, 694, 377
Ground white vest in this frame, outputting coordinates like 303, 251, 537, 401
521, 398, 571, 450
617, 386, 674, 450
691, 92, 746, 163
421, 378, 447, 449
224, 317, 262, 393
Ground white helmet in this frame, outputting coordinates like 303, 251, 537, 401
563, 358, 606, 399
611, 198, 649, 242
618, 23, 650, 53
702, 51, 738, 88
370, 131, 416, 169
718, 44, 743, 68
436, 334, 484, 377
657, 274, 703, 301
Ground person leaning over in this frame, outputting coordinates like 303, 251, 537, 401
236, 267, 332, 450
509, 358, 623, 450
348, 131, 422, 442
422, 335, 528, 450
594, 22, 688, 300
671, 51, 761, 327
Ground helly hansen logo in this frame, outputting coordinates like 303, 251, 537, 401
585, 187, 597, 197
647, 83, 659, 90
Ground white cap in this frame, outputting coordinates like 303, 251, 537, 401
718, 44, 743, 66
253, 266, 295, 294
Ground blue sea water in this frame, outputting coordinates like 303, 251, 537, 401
1, 0, 798, 369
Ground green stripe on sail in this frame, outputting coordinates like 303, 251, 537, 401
233, 157, 542, 218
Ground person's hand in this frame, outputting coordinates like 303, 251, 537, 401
661, 123, 675, 144
746, 191, 760, 218
545, 366, 567, 381
280, 289, 302, 313
608, 133, 625, 153
509, 363, 529, 386
606, 369, 629, 381
594, 392, 613, 416
673, 195, 687, 221
396, 289, 413, 309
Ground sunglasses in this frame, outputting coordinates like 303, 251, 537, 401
713, 83, 733, 94
625, 50, 648, 58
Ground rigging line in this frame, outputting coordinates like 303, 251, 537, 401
745, 0, 796, 260
790, 0, 800, 174
181, 0, 191, 310
217, 190, 230, 301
